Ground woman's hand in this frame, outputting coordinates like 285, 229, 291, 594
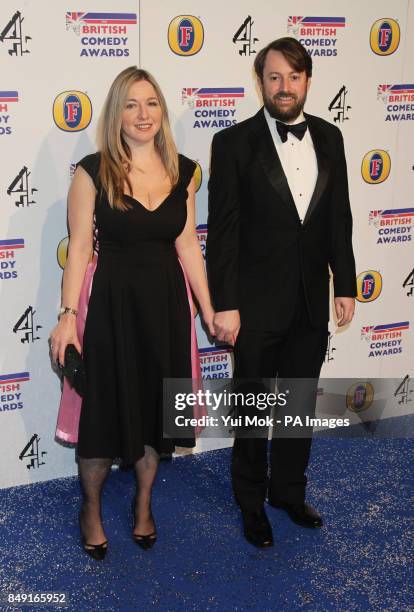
201, 305, 216, 338
49, 315, 81, 367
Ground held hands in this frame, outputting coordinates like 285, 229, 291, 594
49, 315, 81, 367
213, 310, 241, 346
334, 297, 355, 327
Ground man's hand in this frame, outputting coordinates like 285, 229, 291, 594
334, 297, 355, 327
213, 310, 241, 345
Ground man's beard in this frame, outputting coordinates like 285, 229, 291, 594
263, 90, 307, 123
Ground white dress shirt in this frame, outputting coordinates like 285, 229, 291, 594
264, 106, 318, 223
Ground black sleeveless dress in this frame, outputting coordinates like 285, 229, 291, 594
76, 152, 196, 462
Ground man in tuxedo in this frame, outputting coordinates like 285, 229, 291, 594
206, 37, 356, 548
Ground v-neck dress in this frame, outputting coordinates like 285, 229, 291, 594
75, 152, 196, 462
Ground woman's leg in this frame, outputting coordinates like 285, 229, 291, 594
133, 445, 159, 536
78, 457, 112, 546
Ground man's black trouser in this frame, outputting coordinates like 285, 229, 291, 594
231, 289, 328, 511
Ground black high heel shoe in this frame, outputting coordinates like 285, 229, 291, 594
131, 500, 157, 550
79, 512, 108, 561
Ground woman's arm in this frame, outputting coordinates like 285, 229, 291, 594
175, 177, 215, 336
50, 166, 95, 365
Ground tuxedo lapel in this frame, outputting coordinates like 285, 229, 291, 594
303, 113, 330, 225
249, 110, 300, 223
248, 109, 331, 225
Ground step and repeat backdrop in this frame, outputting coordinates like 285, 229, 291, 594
1, 0, 413, 487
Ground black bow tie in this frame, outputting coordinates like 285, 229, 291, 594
276, 120, 307, 143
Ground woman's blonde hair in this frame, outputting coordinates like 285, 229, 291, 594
97, 66, 179, 211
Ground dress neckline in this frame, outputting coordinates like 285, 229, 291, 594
123, 191, 172, 213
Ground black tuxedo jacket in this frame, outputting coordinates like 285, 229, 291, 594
206, 108, 357, 331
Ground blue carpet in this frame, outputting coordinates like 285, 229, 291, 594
0, 434, 413, 611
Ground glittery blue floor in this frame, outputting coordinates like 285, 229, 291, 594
1, 430, 413, 611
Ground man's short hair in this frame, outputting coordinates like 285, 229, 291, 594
254, 37, 313, 81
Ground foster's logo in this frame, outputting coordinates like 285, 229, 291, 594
356, 271, 382, 303
168, 16, 204, 56
370, 18, 400, 56
361, 149, 390, 184
193, 161, 202, 192
53, 91, 92, 132
57, 236, 69, 269
346, 382, 374, 413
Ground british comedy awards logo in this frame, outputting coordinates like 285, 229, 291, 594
196, 224, 207, 259
0, 238, 24, 280
0, 90, 18, 136
361, 149, 391, 184
369, 208, 414, 245
370, 19, 400, 56
199, 346, 233, 380
0, 371, 29, 412
66, 11, 137, 57
287, 16, 346, 57
361, 321, 409, 358
377, 84, 414, 122
182, 87, 245, 129
53, 91, 92, 132
168, 15, 204, 56
356, 271, 382, 303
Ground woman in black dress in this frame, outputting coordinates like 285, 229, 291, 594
50, 66, 215, 559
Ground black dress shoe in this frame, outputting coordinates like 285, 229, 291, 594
268, 499, 323, 528
131, 501, 157, 550
241, 507, 274, 548
79, 513, 108, 561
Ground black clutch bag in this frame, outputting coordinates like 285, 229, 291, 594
61, 344, 86, 397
